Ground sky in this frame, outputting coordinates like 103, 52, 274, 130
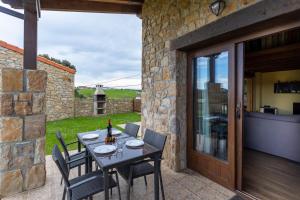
0, 2, 142, 89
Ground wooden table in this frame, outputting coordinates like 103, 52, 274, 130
77, 129, 162, 200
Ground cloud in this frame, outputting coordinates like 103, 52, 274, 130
0, 3, 142, 89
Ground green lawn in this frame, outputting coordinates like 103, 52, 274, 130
77, 88, 140, 99
46, 112, 141, 155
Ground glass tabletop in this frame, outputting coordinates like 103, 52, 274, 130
86, 136, 161, 169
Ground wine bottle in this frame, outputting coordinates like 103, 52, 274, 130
107, 119, 112, 138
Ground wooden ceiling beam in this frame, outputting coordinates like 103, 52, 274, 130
87, 0, 144, 6
1, 0, 143, 14
40, 0, 142, 14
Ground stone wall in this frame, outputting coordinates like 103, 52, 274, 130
74, 97, 134, 117
133, 98, 141, 112
0, 42, 75, 121
74, 97, 93, 117
141, 0, 260, 171
0, 68, 47, 197
106, 99, 133, 114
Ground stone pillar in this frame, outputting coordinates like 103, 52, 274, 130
0, 68, 47, 198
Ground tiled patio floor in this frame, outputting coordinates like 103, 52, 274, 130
3, 155, 235, 200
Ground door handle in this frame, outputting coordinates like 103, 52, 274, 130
236, 103, 241, 119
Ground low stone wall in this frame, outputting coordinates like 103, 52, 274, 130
133, 99, 141, 112
106, 99, 133, 114
74, 97, 135, 117
0, 68, 46, 197
74, 97, 93, 117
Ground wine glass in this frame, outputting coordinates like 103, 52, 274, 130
117, 139, 125, 152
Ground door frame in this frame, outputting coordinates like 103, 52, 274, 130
185, 23, 300, 197
186, 42, 236, 190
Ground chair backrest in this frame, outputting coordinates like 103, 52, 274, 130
52, 144, 70, 187
124, 123, 140, 138
56, 131, 70, 160
144, 129, 167, 155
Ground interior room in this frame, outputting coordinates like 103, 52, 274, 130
242, 28, 300, 200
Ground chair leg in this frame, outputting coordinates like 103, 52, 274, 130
78, 165, 81, 176
144, 175, 147, 187
60, 176, 63, 185
62, 187, 66, 200
109, 170, 113, 196
127, 180, 131, 200
115, 172, 121, 200
159, 171, 165, 200
130, 179, 133, 186
127, 167, 133, 200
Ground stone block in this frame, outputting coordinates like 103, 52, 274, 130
34, 137, 45, 164
11, 141, 34, 169
0, 143, 12, 171
0, 169, 23, 196
0, 68, 23, 92
18, 92, 32, 102
14, 101, 32, 116
0, 94, 13, 115
24, 114, 46, 140
24, 164, 46, 190
14, 141, 34, 157
32, 93, 45, 114
26, 70, 47, 92
0, 117, 23, 142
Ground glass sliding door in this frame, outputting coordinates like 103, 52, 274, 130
193, 52, 229, 161
187, 44, 236, 189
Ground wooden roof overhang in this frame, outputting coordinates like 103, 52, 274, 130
2, 0, 143, 14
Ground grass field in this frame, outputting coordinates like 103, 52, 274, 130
46, 112, 141, 155
77, 88, 140, 99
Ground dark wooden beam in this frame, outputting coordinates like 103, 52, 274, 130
40, 0, 142, 14
1, 0, 22, 8
23, 0, 38, 69
170, 0, 300, 51
89, 0, 144, 5
0, 5, 24, 19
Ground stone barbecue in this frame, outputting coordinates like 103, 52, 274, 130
93, 85, 106, 115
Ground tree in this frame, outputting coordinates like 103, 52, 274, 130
39, 54, 76, 71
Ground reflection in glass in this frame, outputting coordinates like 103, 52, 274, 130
193, 51, 229, 161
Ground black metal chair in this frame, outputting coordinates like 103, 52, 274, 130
124, 123, 140, 138
117, 129, 167, 200
56, 132, 86, 182
52, 145, 121, 200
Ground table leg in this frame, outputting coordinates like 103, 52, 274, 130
154, 155, 160, 200
88, 153, 93, 172
85, 148, 89, 174
103, 169, 109, 200
78, 140, 81, 152
78, 140, 82, 176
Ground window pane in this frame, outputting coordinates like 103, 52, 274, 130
193, 51, 229, 161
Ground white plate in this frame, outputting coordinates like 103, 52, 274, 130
94, 145, 116, 154
82, 133, 99, 140
112, 130, 122, 136
126, 140, 144, 148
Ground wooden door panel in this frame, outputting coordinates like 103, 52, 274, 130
187, 43, 236, 190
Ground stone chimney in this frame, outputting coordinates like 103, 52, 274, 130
0, 68, 47, 197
